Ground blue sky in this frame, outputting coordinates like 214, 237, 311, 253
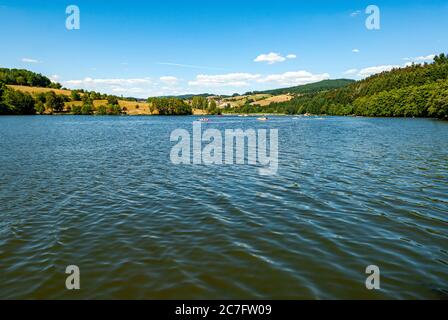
0, 0, 447, 97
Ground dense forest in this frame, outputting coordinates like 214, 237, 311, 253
229, 53, 448, 119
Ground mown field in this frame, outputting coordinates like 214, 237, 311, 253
250, 94, 293, 106
7, 85, 72, 96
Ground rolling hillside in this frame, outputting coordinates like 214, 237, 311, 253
245, 79, 355, 96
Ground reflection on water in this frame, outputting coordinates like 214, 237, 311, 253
0, 115, 447, 299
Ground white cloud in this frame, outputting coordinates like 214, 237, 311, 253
357, 65, 401, 77
188, 73, 261, 87
350, 10, 361, 17
157, 62, 224, 71
352, 49, 360, 53
21, 58, 40, 64
343, 69, 359, 76
254, 52, 287, 64
50, 75, 60, 83
258, 71, 330, 86
159, 76, 178, 85
403, 54, 436, 63
343, 65, 401, 78
254, 52, 297, 64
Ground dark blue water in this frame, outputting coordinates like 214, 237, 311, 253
0, 115, 447, 299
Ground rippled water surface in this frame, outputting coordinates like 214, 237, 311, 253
0, 115, 447, 299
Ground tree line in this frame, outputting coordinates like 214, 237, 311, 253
147, 97, 192, 115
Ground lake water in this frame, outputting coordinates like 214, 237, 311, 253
0, 115, 447, 299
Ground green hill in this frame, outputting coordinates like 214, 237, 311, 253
245, 79, 355, 96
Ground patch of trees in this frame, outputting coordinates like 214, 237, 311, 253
147, 97, 192, 115
207, 100, 222, 115
0, 87, 71, 115
0, 68, 61, 88
191, 96, 222, 115
96, 97, 122, 115
71, 95, 94, 115
0, 85, 36, 115
70, 90, 82, 101
191, 96, 209, 110
44, 91, 66, 113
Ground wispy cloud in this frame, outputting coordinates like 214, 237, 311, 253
350, 10, 361, 17
159, 76, 179, 85
352, 49, 360, 53
21, 58, 41, 64
156, 62, 225, 71
188, 73, 261, 87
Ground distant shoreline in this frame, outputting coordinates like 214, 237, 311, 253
2, 113, 446, 121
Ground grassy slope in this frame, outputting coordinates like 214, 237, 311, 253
8, 85, 153, 115
7, 85, 72, 96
